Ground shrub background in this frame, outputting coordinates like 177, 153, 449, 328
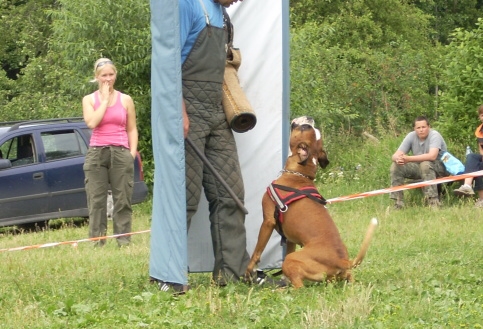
1, 0, 482, 188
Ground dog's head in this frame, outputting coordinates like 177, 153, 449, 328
287, 116, 329, 176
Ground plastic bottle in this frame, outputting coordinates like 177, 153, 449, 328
466, 146, 472, 157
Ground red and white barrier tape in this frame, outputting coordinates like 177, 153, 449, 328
326, 170, 483, 203
0, 229, 151, 253
2, 171, 483, 253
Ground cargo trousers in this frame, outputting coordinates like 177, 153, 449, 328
83, 146, 134, 246
390, 160, 447, 201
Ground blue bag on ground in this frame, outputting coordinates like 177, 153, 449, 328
440, 151, 465, 175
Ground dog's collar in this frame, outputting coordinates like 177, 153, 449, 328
279, 169, 313, 180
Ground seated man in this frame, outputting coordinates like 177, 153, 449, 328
390, 115, 448, 209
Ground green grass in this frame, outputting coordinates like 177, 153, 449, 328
1, 134, 482, 329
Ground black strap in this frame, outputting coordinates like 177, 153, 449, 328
222, 7, 234, 59
273, 209, 287, 245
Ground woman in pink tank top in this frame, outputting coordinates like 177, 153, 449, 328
82, 58, 139, 247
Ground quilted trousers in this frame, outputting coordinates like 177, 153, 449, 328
183, 79, 250, 284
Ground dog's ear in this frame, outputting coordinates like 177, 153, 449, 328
315, 131, 329, 169
318, 150, 330, 169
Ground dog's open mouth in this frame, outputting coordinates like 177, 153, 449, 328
297, 142, 309, 164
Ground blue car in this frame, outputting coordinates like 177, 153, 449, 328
0, 117, 149, 227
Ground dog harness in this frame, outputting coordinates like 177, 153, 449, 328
267, 182, 327, 244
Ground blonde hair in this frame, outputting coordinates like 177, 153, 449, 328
477, 104, 483, 115
90, 58, 117, 83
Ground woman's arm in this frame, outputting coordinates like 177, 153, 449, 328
83, 83, 110, 128
124, 94, 138, 158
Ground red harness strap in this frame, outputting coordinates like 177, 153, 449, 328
267, 182, 326, 222
267, 182, 327, 245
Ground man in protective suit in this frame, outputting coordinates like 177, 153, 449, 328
180, 0, 249, 286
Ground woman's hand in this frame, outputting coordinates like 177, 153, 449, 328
99, 82, 110, 104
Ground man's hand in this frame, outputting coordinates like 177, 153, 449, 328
396, 153, 406, 165
182, 99, 189, 139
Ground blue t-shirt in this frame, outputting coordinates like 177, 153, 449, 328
179, 0, 224, 64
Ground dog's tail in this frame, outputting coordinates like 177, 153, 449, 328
351, 218, 378, 268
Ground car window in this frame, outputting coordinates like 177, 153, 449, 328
0, 134, 36, 167
0, 127, 10, 137
82, 128, 92, 142
42, 129, 88, 161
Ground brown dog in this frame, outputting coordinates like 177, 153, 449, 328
245, 116, 377, 288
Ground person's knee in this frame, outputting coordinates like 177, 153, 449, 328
390, 162, 398, 176
419, 161, 432, 174
115, 198, 132, 213
90, 196, 107, 209
467, 153, 482, 168
467, 153, 481, 163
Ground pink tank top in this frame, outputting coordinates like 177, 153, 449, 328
89, 91, 130, 149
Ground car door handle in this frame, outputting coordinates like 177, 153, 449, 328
33, 172, 44, 180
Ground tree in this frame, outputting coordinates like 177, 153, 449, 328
289, 0, 439, 136
437, 18, 483, 148
412, 0, 482, 44
1, 0, 154, 185
0, 0, 56, 113
0, 0, 55, 80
